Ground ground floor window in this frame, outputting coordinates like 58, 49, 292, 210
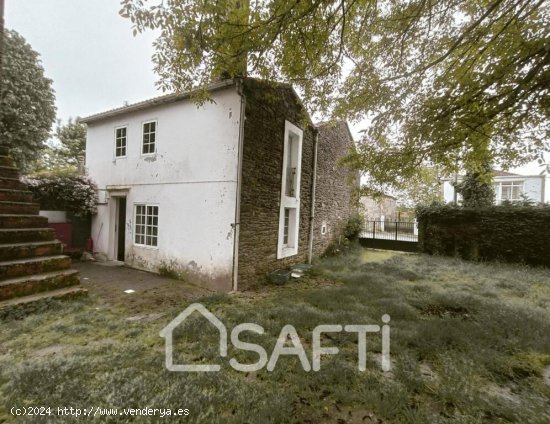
134, 204, 158, 247
283, 207, 297, 247
495, 181, 523, 204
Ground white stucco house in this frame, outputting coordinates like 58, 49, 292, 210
442, 170, 548, 205
82, 78, 357, 291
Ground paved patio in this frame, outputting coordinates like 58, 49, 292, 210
73, 262, 213, 314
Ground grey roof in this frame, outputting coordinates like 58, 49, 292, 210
80, 79, 236, 124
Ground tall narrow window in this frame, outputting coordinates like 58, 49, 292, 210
283, 208, 290, 245
277, 121, 303, 259
115, 126, 127, 157
142, 121, 156, 154
134, 204, 158, 247
285, 133, 299, 197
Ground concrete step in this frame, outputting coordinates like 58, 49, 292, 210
0, 228, 55, 244
0, 269, 80, 301
0, 177, 26, 190
0, 255, 71, 281
0, 286, 87, 312
0, 166, 19, 179
0, 189, 33, 202
0, 241, 63, 261
0, 201, 40, 214
0, 156, 15, 167
0, 214, 49, 229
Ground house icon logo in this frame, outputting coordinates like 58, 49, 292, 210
159, 303, 227, 372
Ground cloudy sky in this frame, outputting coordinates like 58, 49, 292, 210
5, 0, 160, 122
5, 0, 545, 176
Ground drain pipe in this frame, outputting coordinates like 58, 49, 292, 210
232, 79, 246, 291
307, 128, 320, 264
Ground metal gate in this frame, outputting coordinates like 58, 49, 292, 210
359, 220, 418, 252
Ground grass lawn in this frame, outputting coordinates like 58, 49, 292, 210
1, 249, 550, 423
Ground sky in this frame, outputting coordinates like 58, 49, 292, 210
5, 0, 546, 176
5, 0, 160, 122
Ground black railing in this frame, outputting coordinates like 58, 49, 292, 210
361, 220, 418, 242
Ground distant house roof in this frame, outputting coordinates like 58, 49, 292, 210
441, 169, 542, 181
493, 170, 520, 177
80, 79, 237, 124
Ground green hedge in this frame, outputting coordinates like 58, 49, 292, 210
416, 204, 550, 267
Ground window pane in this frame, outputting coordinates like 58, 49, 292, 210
283, 208, 290, 245
135, 204, 159, 246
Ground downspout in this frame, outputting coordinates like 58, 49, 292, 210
307, 128, 320, 264
232, 79, 246, 291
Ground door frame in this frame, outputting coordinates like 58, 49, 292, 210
107, 189, 129, 262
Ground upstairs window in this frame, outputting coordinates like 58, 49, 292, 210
142, 121, 157, 154
115, 126, 127, 157
285, 132, 300, 197
277, 121, 303, 259
134, 204, 158, 247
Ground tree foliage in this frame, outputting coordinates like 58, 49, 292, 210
54, 118, 86, 166
121, 0, 549, 190
394, 167, 442, 207
35, 118, 86, 172
0, 29, 56, 170
455, 166, 495, 208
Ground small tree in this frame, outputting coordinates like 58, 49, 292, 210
55, 118, 86, 167
0, 29, 56, 170
455, 168, 495, 208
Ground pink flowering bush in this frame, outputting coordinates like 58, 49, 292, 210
22, 173, 98, 217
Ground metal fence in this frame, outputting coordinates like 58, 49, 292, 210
361, 220, 418, 242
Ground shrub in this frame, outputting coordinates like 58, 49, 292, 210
416, 203, 550, 267
454, 170, 495, 208
23, 172, 98, 217
323, 214, 363, 257
342, 213, 363, 241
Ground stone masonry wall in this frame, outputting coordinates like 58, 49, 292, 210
238, 79, 314, 289
312, 121, 357, 256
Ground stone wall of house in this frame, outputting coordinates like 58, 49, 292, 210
312, 122, 358, 256
237, 79, 315, 289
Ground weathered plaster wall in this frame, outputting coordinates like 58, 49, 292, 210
312, 122, 358, 255
523, 177, 544, 203
237, 79, 315, 288
85, 87, 241, 290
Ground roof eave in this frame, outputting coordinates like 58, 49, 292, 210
80, 79, 237, 124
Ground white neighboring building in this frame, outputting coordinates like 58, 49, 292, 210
442, 170, 547, 205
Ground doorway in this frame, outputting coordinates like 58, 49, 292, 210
115, 197, 127, 261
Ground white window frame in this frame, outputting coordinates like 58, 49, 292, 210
141, 120, 157, 155
133, 203, 159, 248
495, 180, 524, 204
114, 125, 128, 158
277, 121, 303, 259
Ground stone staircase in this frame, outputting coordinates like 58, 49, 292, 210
0, 145, 86, 311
